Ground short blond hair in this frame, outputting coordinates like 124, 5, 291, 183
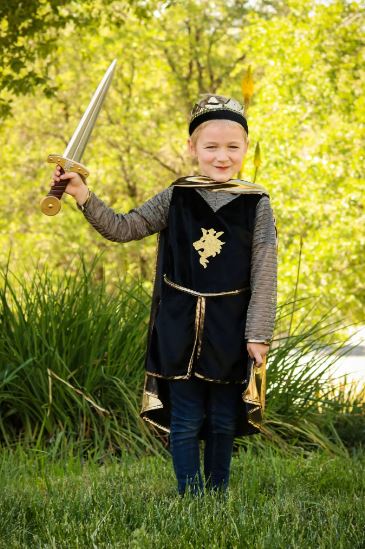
190, 119, 248, 147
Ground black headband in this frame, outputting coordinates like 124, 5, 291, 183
189, 110, 248, 136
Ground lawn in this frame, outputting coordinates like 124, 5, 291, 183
0, 446, 364, 548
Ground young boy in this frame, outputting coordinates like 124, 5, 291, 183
52, 94, 277, 495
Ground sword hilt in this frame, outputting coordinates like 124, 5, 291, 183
40, 154, 90, 216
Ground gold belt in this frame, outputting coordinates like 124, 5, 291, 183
163, 275, 249, 297
163, 275, 249, 363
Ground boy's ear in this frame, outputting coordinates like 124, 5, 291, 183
187, 138, 196, 157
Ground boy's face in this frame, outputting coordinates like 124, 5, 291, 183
188, 120, 248, 182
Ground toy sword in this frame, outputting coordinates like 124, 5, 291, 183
40, 59, 117, 216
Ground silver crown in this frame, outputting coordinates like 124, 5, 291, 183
190, 95, 245, 122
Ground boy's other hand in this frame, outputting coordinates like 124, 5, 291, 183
51, 165, 89, 205
247, 342, 269, 365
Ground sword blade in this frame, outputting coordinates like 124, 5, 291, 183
63, 59, 117, 162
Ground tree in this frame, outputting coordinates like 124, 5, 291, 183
0, 0, 364, 324
0, 0, 155, 117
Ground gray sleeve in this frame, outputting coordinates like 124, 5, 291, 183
245, 196, 278, 343
78, 186, 173, 242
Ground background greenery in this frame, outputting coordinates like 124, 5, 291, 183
0, 4, 364, 545
1, 264, 363, 454
0, 0, 364, 324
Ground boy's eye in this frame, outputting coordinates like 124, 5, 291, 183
205, 145, 239, 149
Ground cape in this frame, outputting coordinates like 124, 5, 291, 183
140, 176, 269, 439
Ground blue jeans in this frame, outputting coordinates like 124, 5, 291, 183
169, 378, 242, 495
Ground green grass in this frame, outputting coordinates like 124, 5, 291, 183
0, 447, 364, 548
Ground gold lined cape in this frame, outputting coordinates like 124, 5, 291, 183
173, 175, 269, 196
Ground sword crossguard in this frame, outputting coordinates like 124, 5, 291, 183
47, 154, 90, 178
40, 155, 90, 216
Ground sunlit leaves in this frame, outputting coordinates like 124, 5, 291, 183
241, 65, 254, 111
0, 0, 364, 325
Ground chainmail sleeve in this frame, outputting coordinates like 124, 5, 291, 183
245, 196, 278, 343
78, 187, 173, 242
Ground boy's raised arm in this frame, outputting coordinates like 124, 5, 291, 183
78, 186, 173, 242
51, 166, 172, 242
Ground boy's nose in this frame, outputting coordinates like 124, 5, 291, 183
216, 149, 229, 161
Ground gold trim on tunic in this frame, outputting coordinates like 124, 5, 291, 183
187, 295, 203, 375
163, 275, 249, 297
194, 372, 246, 385
145, 295, 203, 382
196, 296, 205, 359
141, 391, 164, 413
140, 374, 165, 415
145, 278, 250, 382
143, 416, 170, 433
242, 356, 267, 430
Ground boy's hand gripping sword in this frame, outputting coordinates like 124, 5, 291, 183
40, 59, 117, 216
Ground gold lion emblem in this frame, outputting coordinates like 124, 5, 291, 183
193, 228, 225, 269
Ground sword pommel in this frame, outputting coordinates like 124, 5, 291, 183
40, 194, 62, 216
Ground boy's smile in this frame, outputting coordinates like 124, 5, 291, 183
188, 120, 248, 182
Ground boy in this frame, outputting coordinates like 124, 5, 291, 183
52, 94, 277, 495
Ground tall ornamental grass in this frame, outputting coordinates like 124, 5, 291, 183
0, 260, 363, 456
261, 298, 364, 454
0, 260, 160, 457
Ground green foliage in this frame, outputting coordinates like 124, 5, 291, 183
263, 297, 365, 453
0, 0, 363, 325
0, 259, 161, 456
0, 261, 363, 455
0, 447, 364, 547
242, 0, 365, 323
0, 0, 155, 116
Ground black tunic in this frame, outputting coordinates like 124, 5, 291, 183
146, 186, 260, 382
141, 178, 269, 437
